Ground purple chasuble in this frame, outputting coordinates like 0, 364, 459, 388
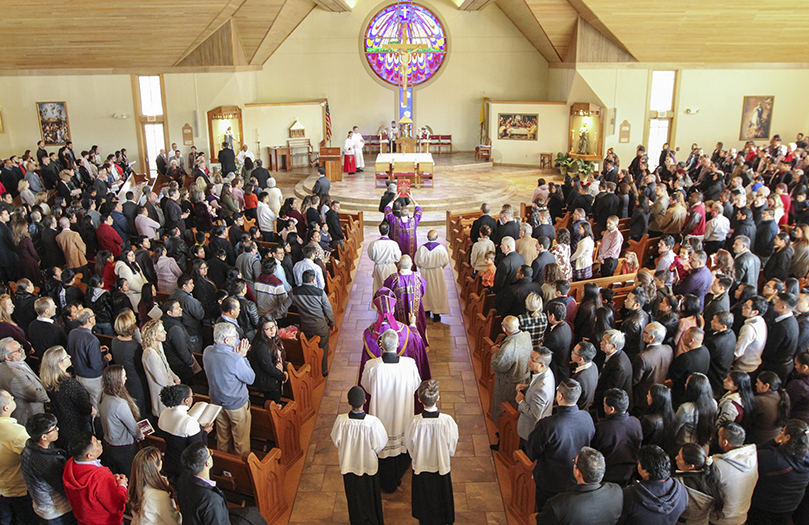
385, 205, 422, 258
383, 271, 428, 345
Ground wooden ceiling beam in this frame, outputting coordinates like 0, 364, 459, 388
311, 0, 351, 12
495, 0, 562, 62
458, 0, 498, 12
249, 0, 316, 65
175, 0, 249, 66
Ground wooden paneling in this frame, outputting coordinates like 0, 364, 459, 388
496, 0, 562, 62
178, 20, 237, 67
579, 0, 809, 63
572, 17, 635, 63
310, 0, 351, 12
233, 0, 287, 61
458, 0, 499, 11
525, 0, 579, 60
249, 0, 317, 65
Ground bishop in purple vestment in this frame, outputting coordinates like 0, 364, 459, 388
385, 197, 422, 258
358, 287, 431, 412
383, 256, 428, 345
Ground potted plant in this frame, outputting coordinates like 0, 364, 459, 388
576, 160, 595, 182
554, 152, 574, 175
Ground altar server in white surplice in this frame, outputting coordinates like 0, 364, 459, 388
367, 222, 402, 293
405, 379, 459, 525
331, 386, 388, 525
413, 229, 451, 323
352, 126, 366, 171
360, 328, 422, 493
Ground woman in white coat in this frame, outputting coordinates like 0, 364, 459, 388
570, 221, 595, 280
128, 446, 182, 525
141, 320, 180, 418
115, 250, 149, 310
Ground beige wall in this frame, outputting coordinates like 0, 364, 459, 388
572, 67, 809, 166
488, 102, 567, 164
0, 75, 136, 159
257, 0, 549, 152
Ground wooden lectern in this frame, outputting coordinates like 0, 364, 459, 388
320, 147, 342, 182
396, 138, 416, 153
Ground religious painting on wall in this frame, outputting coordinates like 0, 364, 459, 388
36, 102, 71, 145
740, 96, 774, 140
497, 114, 538, 141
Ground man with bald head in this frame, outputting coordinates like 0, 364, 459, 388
414, 230, 450, 323
384, 255, 429, 343
490, 316, 533, 447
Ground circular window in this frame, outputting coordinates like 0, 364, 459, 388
364, 3, 447, 87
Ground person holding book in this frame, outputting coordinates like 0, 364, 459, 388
98, 365, 143, 479
157, 384, 213, 481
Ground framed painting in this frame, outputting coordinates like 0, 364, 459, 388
739, 96, 773, 140
497, 113, 538, 141
36, 102, 71, 145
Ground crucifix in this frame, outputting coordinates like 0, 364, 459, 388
383, 41, 423, 109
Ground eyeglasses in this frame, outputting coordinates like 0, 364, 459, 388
46, 426, 59, 434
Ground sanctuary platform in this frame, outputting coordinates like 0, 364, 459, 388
293, 152, 561, 227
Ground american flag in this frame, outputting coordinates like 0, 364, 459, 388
325, 101, 332, 143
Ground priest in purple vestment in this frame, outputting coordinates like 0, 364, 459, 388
383, 255, 429, 346
358, 287, 431, 412
385, 195, 422, 258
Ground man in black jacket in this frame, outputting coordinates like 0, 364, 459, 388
162, 300, 197, 385
705, 311, 737, 398
545, 302, 573, 383
759, 292, 800, 382
591, 389, 642, 486
594, 330, 633, 419
531, 237, 555, 284
252, 159, 271, 189
763, 232, 793, 282
668, 327, 710, 406
470, 203, 498, 244
28, 298, 68, 360
164, 188, 188, 233
703, 275, 732, 328
571, 342, 598, 413
170, 275, 206, 352
592, 181, 620, 237
536, 446, 622, 525
731, 235, 760, 289
527, 378, 596, 512
491, 207, 520, 250
491, 237, 524, 300
66, 309, 110, 409
501, 266, 542, 317
620, 288, 649, 360
176, 443, 231, 525
20, 413, 71, 524
217, 142, 237, 175
208, 225, 236, 266
326, 201, 345, 250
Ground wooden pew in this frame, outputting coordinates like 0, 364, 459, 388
569, 272, 638, 302
508, 450, 537, 525
142, 435, 288, 524
193, 393, 304, 467
446, 210, 480, 240
281, 332, 329, 386
495, 403, 521, 468
286, 363, 316, 423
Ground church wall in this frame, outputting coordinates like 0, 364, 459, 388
488, 102, 567, 165
567, 67, 809, 166
255, 0, 549, 152
674, 69, 809, 152
0, 75, 137, 159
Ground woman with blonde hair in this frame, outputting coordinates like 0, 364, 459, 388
12, 220, 41, 287
792, 224, 809, 279
41, 345, 94, 448
518, 293, 547, 350
617, 251, 640, 275
141, 320, 180, 418
111, 310, 150, 419
0, 294, 31, 353
17, 179, 35, 207
127, 446, 182, 525
99, 365, 143, 478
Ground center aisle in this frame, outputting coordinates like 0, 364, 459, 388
288, 227, 507, 524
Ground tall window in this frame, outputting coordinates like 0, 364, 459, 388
647, 70, 676, 169
132, 75, 168, 174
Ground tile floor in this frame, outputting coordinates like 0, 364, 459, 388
288, 227, 508, 524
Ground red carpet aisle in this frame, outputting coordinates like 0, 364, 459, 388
288, 228, 508, 524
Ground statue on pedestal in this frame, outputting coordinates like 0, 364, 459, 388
577, 123, 590, 154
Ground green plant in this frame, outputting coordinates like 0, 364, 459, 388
554, 152, 574, 168
577, 160, 595, 180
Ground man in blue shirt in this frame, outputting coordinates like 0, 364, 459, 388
202, 322, 255, 456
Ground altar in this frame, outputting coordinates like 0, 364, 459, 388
375, 153, 434, 187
